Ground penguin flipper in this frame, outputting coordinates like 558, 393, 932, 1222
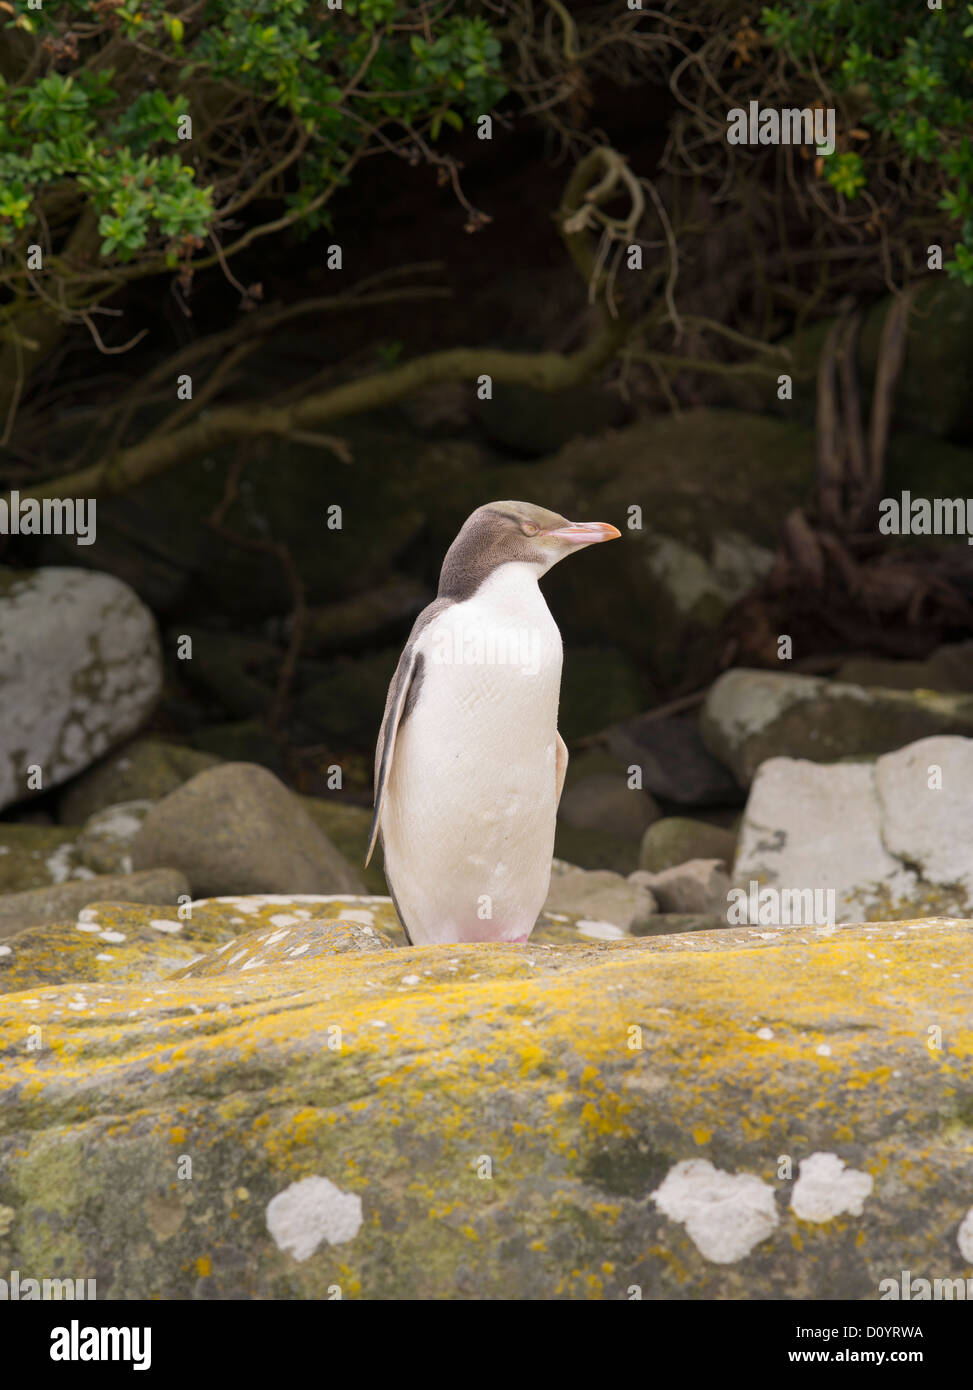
555, 730, 568, 809
366, 646, 422, 866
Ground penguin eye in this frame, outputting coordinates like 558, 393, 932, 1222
522, 522, 539, 536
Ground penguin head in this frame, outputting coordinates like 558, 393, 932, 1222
439, 500, 620, 598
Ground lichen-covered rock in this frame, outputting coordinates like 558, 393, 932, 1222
0, 893, 402, 993
639, 817, 737, 873
132, 763, 367, 897
0, 825, 91, 894
76, 800, 153, 874
0, 917, 969, 1298
0, 868, 190, 940
702, 669, 973, 786
57, 739, 220, 825
176, 917, 395, 978
733, 736, 973, 921
0, 567, 162, 813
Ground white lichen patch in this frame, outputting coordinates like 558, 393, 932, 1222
576, 919, 626, 940
790, 1152, 873, 1222
265, 1176, 363, 1261
652, 1159, 778, 1264
149, 919, 182, 934
957, 1207, 973, 1263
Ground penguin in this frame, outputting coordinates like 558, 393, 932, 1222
366, 500, 621, 945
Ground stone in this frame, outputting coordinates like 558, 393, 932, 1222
558, 775, 659, 843
76, 800, 153, 874
836, 641, 973, 695
639, 817, 737, 873
299, 797, 385, 895
631, 912, 724, 938
553, 823, 641, 876
176, 916, 395, 978
733, 737, 973, 922
543, 868, 657, 934
0, 867, 189, 939
0, 567, 162, 813
701, 668, 973, 786
58, 739, 219, 825
604, 711, 742, 808
0, 893, 405, 993
132, 763, 367, 897
0, 825, 91, 894
630, 860, 730, 916
1, 915, 969, 1297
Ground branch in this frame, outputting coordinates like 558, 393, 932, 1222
9, 150, 637, 505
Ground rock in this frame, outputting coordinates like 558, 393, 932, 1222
836, 641, 973, 694
639, 818, 737, 873
1, 916, 969, 1297
733, 737, 973, 922
0, 567, 162, 813
0, 894, 405, 993
544, 868, 657, 934
132, 763, 367, 897
0, 825, 91, 894
76, 800, 154, 874
631, 912, 724, 937
559, 775, 659, 843
0, 868, 189, 939
299, 797, 385, 895
701, 668, 973, 786
176, 917, 395, 978
603, 712, 743, 807
552, 822, 641, 875
630, 860, 730, 916
58, 739, 219, 825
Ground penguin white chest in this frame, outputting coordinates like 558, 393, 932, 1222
382, 563, 563, 943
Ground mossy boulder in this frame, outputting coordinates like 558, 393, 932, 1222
702, 669, 973, 786
0, 915, 970, 1298
58, 740, 220, 825
0, 825, 88, 894
0, 868, 189, 941
639, 818, 737, 873
132, 763, 366, 897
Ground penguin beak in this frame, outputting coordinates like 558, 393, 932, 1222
542, 520, 621, 545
